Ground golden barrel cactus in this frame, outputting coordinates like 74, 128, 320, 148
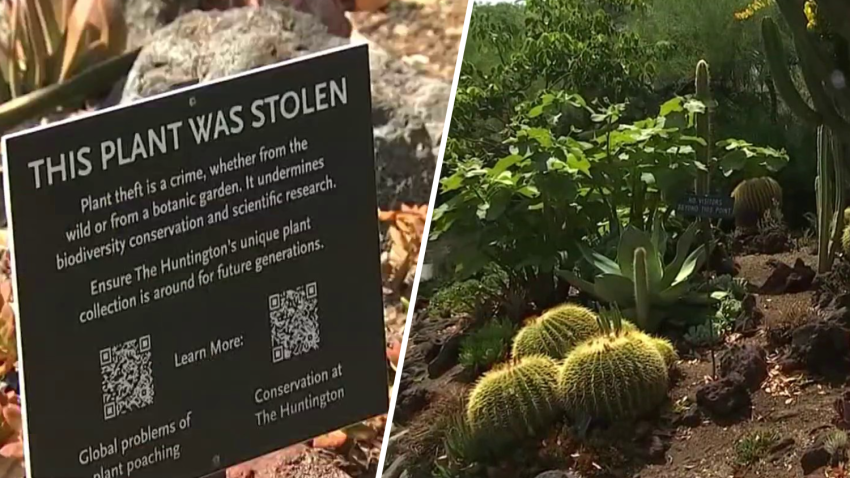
466, 356, 560, 445
731, 176, 783, 229
557, 330, 669, 421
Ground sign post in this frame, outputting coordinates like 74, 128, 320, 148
675, 193, 735, 377
2, 43, 388, 478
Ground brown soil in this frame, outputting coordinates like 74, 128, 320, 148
391, 245, 850, 478
350, 0, 469, 81
633, 249, 837, 478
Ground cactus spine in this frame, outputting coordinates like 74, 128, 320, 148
634, 247, 650, 329
648, 336, 678, 368
556, 329, 669, 421
465, 356, 560, 447
511, 303, 614, 360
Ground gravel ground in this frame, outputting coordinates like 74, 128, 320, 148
350, 0, 469, 81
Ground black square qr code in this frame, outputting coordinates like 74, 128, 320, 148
268, 282, 319, 363
100, 335, 154, 421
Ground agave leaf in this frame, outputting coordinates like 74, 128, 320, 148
556, 269, 598, 297
593, 273, 636, 305
8, 0, 21, 97
672, 244, 706, 286
578, 242, 620, 275
651, 214, 668, 260
23, 0, 49, 87
657, 281, 691, 304
659, 222, 698, 290
617, 226, 663, 286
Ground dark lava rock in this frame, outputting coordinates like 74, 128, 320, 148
759, 258, 816, 295
646, 435, 667, 464
733, 294, 764, 334
426, 333, 464, 379
695, 373, 751, 420
534, 472, 584, 478
676, 406, 703, 428
825, 306, 850, 327
770, 437, 795, 456
801, 435, 832, 475
790, 320, 850, 378
767, 325, 793, 350
718, 344, 768, 391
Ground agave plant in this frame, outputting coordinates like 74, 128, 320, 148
0, 0, 127, 101
557, 220, 711, 332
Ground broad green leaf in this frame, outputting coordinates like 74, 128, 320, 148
659, 97, 684, 116
526, 128, 553, 147
578, 243, 620, 275
490, 154, 523, 177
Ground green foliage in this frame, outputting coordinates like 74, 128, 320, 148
466, 356, 561, 448
557, 329, 670, 421
684, 321, 723, 347
426, 277, 499, 319
511, 303, 621, 360
734, 429, 780, 466
559, 219, 713, 332
459, 319, 515, 370
825, 429, 849, 458
434, 90, 788, 284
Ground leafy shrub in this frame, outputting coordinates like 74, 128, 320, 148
459, 319, 515, 371
426, 278, 499, 319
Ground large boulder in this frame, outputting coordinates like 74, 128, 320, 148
121, 0, 352, 50
120, 1, 447, 211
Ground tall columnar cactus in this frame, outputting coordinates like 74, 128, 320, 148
813, 124, 847, 272
556, 327, 670, 422
695, 60, 713, 249
465, 356, 560, 447
511, 303, 626, 360
761, 5, 848, 271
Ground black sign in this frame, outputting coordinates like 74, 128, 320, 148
2, 43, 388, 478
675, 194, 735, 219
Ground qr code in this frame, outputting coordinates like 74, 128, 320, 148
268, 282, 320, 363
100, 335, 154, 421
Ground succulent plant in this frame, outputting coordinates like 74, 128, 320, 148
730, 176, 783, 230
466, 355, 560, 447
0, 0, 137, 133
558, 219, 709, 332
0, 0, 127, 99
511, 303, 629, 360
556, 325, 670, 422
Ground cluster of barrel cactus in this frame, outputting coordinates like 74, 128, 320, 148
464, 303, 675, 450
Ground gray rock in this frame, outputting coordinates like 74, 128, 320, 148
121, 0, 351, 51
121, 1, 446, 210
